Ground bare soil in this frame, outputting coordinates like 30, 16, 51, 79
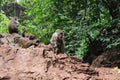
0, 33, 120, 80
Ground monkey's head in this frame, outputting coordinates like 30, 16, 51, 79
10, 17, 19, 27
56, 29, 64, 40
22, 28, 26, 32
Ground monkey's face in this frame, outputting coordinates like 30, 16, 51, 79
57, 32, 64, 41
56, 29, 64, 40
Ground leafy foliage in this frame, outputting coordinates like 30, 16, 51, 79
51, 0, 112, 57
20, 0, 55, 44
0, 0, 120, 59
0, 13, 9, 33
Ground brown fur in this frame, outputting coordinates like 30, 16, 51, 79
21, 28, 26, 37
8, 17, 19, 34
50, 29, 65, 54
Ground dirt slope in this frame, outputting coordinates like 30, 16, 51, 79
0, 33, 120, 80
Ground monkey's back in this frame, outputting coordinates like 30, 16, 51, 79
8, 22, 18, 34
50, 32, 58, 45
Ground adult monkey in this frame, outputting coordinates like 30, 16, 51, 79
50, 29, 65, 54
8, 17, 19, 34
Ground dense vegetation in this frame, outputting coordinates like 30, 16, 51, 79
0, 0, 120, 58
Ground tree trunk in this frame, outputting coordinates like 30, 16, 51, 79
107, 0, 120, 19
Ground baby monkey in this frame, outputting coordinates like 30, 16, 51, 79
50, 29, 65, 54
21, 28, 26, 37
8, 17, 19, 34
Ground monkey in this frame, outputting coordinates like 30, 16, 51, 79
21, 28, 26, 37
8, 17, 19, 34
50, 29, 65, 54
21, 28, 36, 40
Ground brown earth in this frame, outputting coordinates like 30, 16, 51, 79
91, 50, 120, 68
0, 33, 120, 80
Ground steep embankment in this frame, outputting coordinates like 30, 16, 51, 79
0, 33, 119, 80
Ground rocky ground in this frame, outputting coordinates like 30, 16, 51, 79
0, 33, 120, 80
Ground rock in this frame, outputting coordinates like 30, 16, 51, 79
92, 50, 120, 67
0, 33, 39, 48
0, 33, 119, 80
